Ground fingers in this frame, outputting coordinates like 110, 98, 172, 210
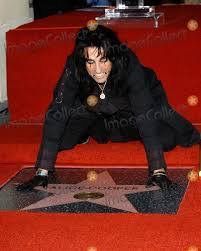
146, 175, 175, 191
15, 182, 33, 191
15, 176, 48, 192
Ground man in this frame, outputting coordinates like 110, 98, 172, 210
16, 24, 200, 192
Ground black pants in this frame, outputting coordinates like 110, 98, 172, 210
59, 108, 177, 152
35, 105, 200, 173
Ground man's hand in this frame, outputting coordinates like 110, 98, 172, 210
15, 175, 48, 192
146, 174, 173, 191
146, 168, 177, 191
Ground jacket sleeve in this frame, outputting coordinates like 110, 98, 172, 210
127, 51, 167, 174
35, 55, 79, 171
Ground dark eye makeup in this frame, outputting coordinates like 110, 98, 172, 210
86, 59, 94, 64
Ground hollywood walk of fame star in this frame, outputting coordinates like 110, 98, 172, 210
19, 171, 159, 212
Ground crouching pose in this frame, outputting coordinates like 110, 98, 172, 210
16, 24, 200, 192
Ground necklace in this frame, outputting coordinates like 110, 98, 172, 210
97, 80, 107, 99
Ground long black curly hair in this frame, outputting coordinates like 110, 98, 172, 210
70, 25, 130, 97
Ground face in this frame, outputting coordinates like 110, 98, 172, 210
85, 47, 112, 84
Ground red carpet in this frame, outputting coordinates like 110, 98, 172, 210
0, 124, 200, 167
1, 4, 201, 250
0, 163, 201, 250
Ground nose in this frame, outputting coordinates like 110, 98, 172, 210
95, 62, 102, 74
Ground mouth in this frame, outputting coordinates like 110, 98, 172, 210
94, 75, 105, 79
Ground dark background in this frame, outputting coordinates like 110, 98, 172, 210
33, 0, 184, 19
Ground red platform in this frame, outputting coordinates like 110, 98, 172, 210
1, 4, 201, 168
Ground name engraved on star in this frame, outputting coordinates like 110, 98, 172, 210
50, 185, 139, 191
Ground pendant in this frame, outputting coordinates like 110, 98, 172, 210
100, 93, 105, 99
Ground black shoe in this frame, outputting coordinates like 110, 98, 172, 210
15, 175, 48, 192
146, 174, 173, 191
